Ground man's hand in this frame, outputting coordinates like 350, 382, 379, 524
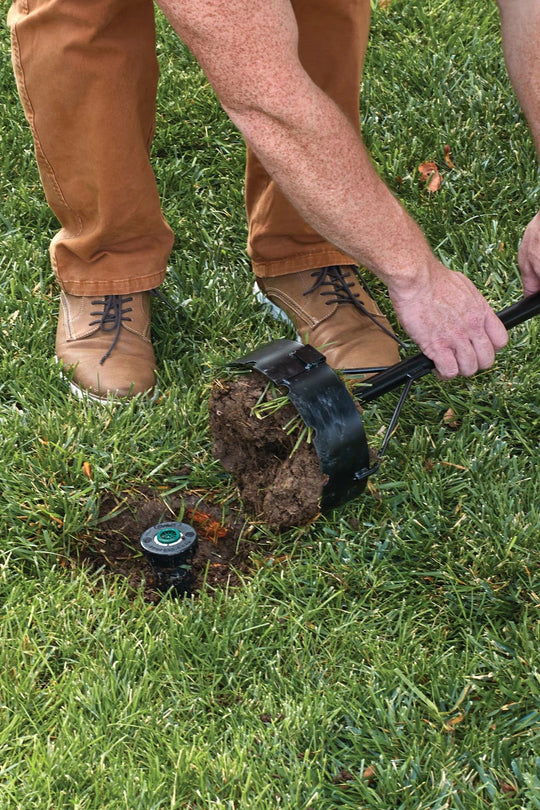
518, 212, 540, 297
387, 264, 509, 379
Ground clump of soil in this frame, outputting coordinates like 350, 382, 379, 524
208, 371, 327, 529
77, 488, 261, 603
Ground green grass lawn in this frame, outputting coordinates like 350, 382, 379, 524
1, 1, 539, 808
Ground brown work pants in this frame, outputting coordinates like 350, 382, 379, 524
8, 0, 370, 296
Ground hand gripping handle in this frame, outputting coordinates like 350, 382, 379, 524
358, 291, 540, 405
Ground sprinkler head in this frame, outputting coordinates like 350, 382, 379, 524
140, 521, 198, 596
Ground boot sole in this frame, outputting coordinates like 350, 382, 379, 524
68, 378, 112, 404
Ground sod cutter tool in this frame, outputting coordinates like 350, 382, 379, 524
233, 291, 540, 510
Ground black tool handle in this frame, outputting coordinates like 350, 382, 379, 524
358, 291, 540, 404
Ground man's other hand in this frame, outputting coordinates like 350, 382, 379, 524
519, 211, 540, 297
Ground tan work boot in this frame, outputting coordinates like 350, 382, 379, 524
56, 290, 157, 401
256, 265, 402, 373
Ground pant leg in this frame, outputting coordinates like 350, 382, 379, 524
8, 0, 174, 296
246, 0, 371, 278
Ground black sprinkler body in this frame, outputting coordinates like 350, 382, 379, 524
140, 521, 198, 595
233, 292, 540, 510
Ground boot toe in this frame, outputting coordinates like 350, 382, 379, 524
59, 348, 156, 401
73, 358, 155, 400
56, 291, 157, 401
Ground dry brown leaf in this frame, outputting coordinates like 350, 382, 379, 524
444, 713, 465, 729
443, 407, 460, 429
333, 769, 354, 784
82, 461, 92, 479
379, 0, 391, 9
418, 160, 442, 192
418, 160, 437, 181
363, 765, 377, 780
499, 781, 517, 795
444, 144, 456, 168
426, 172, 442, 192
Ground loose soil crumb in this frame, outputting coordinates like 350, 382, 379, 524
77, 488, 262, 603
208, 372, 327, 529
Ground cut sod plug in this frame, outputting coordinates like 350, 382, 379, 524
208, 368, 327, 529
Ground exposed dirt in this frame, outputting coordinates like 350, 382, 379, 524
208, 371, 327, 529
77, 487, 264, 603
76, 373, 330, 600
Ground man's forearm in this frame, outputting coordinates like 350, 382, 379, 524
498, 0, 540, 155
156, 0, 438, 295
224, 84, 437, 296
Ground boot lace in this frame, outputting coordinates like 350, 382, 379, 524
90, 289, 172, 365
304, 265, 406, 348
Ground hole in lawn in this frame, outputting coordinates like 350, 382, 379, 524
76, 487, 264, 603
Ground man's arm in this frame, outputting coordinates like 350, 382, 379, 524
156, 0, 508, 378
498, 0, 540, 296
